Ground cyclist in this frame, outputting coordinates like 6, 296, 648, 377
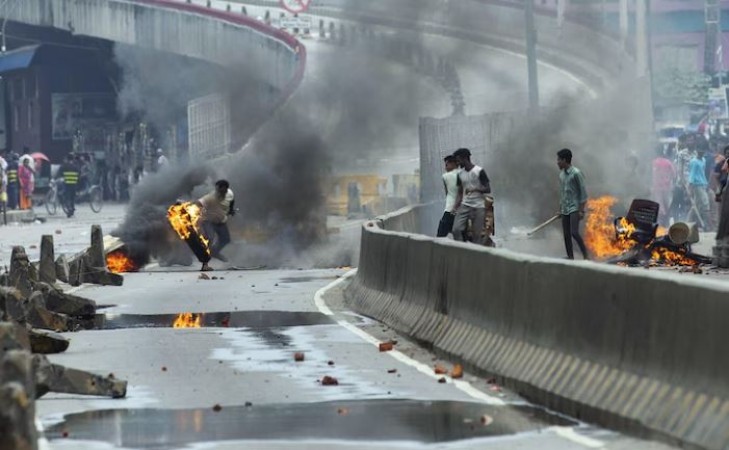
60, 154, 80, 218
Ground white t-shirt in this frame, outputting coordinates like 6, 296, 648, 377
442, 170, 459, 212
457, 164, 490, 208
199, 189, 234, 223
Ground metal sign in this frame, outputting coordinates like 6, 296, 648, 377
280, 0, 311, 14
280, 17, 312, 30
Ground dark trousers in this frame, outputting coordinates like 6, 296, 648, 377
6, 183, 18, 209
562, 212, 588, 259
64, 184, 77, 217
203, 221, 231, 256
436, 211, 455, 237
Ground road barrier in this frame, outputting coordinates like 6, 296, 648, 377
345, 204, 729, 450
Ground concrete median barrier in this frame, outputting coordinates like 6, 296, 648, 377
345, 204, 729, 450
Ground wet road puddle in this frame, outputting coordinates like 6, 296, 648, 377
85, 311, 334, 330
46, 399, 575, 448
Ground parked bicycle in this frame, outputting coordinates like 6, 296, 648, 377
45, 178, 103, 216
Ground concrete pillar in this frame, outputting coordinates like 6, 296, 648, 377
38, 235, 55, 284
635, 0, 648, 77
619, 0, 629, 47
557, 0, 567, 28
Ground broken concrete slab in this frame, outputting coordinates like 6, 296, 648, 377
32, 355, 127, 399
54, 255, 69, 284
34, 283, 96, 317
0, 321, 31, 352
28, 330, 69, 355
38, 235, 56, 284
0, 350, 37, 450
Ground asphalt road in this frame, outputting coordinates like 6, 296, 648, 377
0, 204, 670, 449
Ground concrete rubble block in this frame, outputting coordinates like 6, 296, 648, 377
28, 330, 69, 355
87, 225, 106, 270
32, 355, 127, 399
8, 247, 35, 298
24, 305, 79, 333
35, 282, 96, 317
54, 255, 69, 284
0, 350, 37, 450
38, 235, 56, 284
67, 256, 82, 287
1, 287, 29, 322
0, 321, 31, 353
79, 263, 124, 287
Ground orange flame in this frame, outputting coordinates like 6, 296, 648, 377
584, 196, 635, 259
585, 196, 698, 266
106, 250, 137, 273
167, 202, 210, 256
173, 313, 202, 328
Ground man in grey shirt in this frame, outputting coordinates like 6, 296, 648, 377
557, 148, 589, 260
452, 148, 491, 245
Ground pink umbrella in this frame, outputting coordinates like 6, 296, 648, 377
30, 152, 50, 162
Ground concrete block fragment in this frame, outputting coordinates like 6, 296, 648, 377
32, 355, 127, 399
9, 247, 34, 297
38, 235, 56, 284
54, 255, 69, 284
28, 329, 69, 354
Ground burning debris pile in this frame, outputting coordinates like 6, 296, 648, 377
173, 313, 202, 328
584, 196, 711, 267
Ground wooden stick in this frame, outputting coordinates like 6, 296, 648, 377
527, 214, 561, 236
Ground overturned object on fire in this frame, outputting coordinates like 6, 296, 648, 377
167, 201, 211, 264
609, 199, 711, 266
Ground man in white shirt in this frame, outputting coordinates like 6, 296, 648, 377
196, 179, 235, 271
436, 154, 459, 237
157, 149, 169, 170
452, 148, 491, 245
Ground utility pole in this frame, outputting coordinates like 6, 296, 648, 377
525, 0, 540, 111
619, 0, 629, 49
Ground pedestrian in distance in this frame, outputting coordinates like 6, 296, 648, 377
195, 179, 235, 272
452, 148, 491, 245
18, 156, 34, 210
688, 147, 711, 229
5, 153, 19, 210
60, 154, 80, 218
557, 148, 589, 260
436, 154, 459, 238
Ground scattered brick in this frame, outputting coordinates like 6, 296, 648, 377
212, 404, 222, 412
434, 364, 447, 375
437, 377, 446, 384
379, 341, 394, 352
294, 352, 305, 362
321, 376, 339, 386
451, 364, 463, 379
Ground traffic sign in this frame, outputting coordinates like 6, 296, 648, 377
280, 0, 311, 14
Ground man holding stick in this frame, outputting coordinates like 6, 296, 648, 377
557, 148, 589, 260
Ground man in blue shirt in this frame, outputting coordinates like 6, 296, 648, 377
557, 148, 589, 260
688, 148, 711, 229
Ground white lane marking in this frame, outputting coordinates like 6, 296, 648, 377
315, 269, 607, 447
552, 426, 605, 448
37, 418, 51, 450
314, 269, 505, 406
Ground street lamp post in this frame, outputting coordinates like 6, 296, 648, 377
525, 0, 540, 111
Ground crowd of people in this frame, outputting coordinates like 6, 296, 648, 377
651, 132, 729, 230
437, 147, 590, 260
0, 147, 172, 214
